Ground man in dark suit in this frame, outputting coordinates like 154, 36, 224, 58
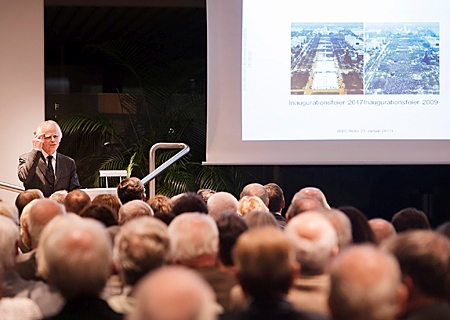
18, 120, 80, 197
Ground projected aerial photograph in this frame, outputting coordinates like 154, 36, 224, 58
364, 23, 440, 95
291, 23, 364, 95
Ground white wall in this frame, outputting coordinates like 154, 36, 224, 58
0, 0, 45, 203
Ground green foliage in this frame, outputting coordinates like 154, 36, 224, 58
57, 40, 251, 196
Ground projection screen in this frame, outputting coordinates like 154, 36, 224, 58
205, 0, 450, 165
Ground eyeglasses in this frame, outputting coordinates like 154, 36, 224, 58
44, 134, 60, 140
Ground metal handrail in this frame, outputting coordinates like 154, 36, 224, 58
141, 143, 190, 198
0, 181, 25, 193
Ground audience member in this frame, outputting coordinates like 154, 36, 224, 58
436, 221, 450, 240
197, 188, 216, 203
215, 212, 248, 269
0, 215, 64, 317
207, 192, 239, 220
237, 195, 269, 216
243, 210, 278, 229
338, 206, 376, 244
320, 209, 353, 251
368, 218, 396, 245
329, 245, 407, 320
381, 230, 450, 319
294, 187, 331, 209
16, 198, 66, 281
14, 189, 44, 217
240, 183, 269, 206
285, 212, 339, 315
79, 204, 118, 227
37, 214, 122, 319
117, 177, 146, 204
264, 182, 286, 228
391, 207, 431, 233
0, 201, 20, 225
224, 227, 326, 320
0, 262, 43, 320
285, 196, 323, 222
118, 200, 153, 226
49, 190, 68, 205
129, 266, 220, 320
64, 189, 91, 214
146, 194, 174, 225
92, 194, 122, 220
171, 192, 208, 216
108, 216, 171, 314
168, 213, 235, 311
146, 194, 172, 215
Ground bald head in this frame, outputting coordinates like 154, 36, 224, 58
294, 187, 330, 209
329, 245, 406, 320
207, 192, 238, 219
369, 219, 396, 245
23, 198, 66, 249
240, 183, 269, 206
64, 189, 91, 214
285, 196, 323, 222
130, 266, 218, 320
285, 211, 338, 275
118, 200, 153, 225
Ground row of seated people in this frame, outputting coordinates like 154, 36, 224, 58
0, 178, 449, 319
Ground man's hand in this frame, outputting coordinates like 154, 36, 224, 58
32, 133, 44, 150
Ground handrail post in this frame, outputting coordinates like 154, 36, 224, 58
141, 143, 190, 198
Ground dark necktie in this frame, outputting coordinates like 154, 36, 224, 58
47, 155, 55, 187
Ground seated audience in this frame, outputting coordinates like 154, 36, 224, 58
108, 216, 171, 314
0, 201, 19, 225
0, 262, 42, 320
436, 221, 450, 240
168, 213, 235, 311
320, 209, 353, 251
197, 188, 216, 203
49, 190, 68, 205
64, 189, 91, 214
171, 192, 208, 216
117, 177, 146, 204
207, 192, 239, 220
264, 182, 286, 228
381, 230, 450, 319
368, 218, 396, 245
15, 189, 44, 217
92, 194, 122, 221
146, 194, 172, 215
329, 245, 407, 320
79, 204, 118, 227
240, 183, 269, 207
118, 200, 153, 226
146, 194, 174, 225
337, 206, 376, 244
215, 212, 248, 269
0, 215, 64, 317
129, 266, 220, 320
36, 214, 122, 319
16, 199, 66, 281
391, 207, 431, 233
223, 226, 326, 320
243, 210, 278, 229
285, 212, 339, 315
237, 196, 269, 216
285, 196, 324, 222
294, 187, 331, 209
